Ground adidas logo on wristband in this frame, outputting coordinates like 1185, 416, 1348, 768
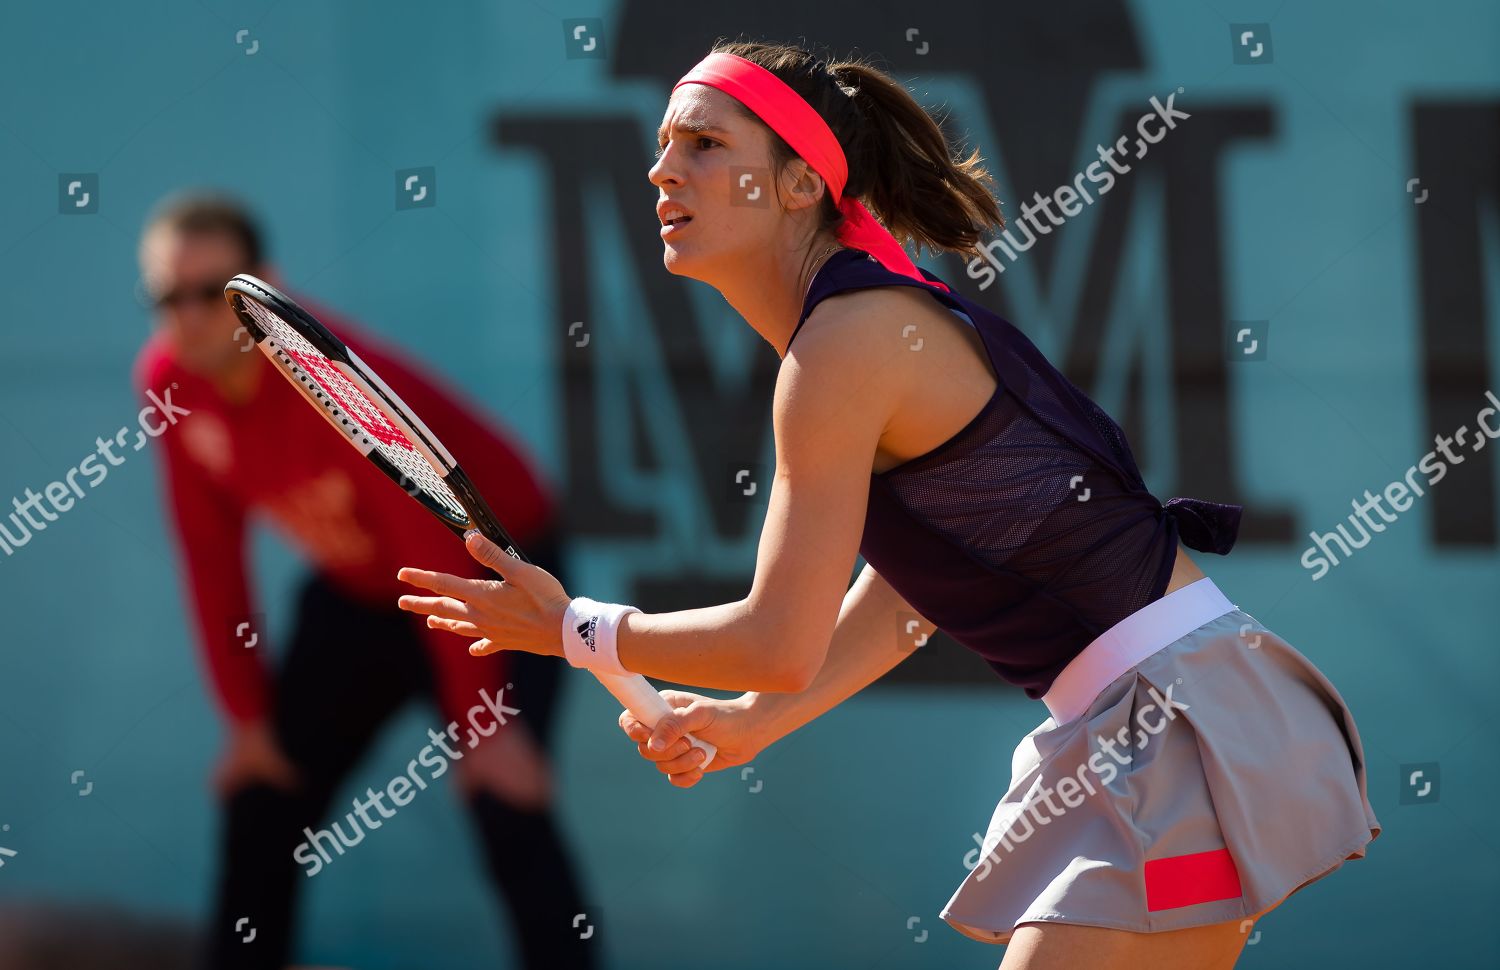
575, 617, 598, 652
562, 597, 639, 676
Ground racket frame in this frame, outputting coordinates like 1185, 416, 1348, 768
223, 274, 520, 559
220, 274, 717, 767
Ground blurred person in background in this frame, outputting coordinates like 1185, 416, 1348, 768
133, 191, 594, 970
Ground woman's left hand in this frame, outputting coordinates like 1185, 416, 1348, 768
397, 531, 571, 658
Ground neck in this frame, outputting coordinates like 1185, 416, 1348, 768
713, 232, 841, 359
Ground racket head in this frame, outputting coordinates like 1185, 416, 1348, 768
222, 274, 525, 562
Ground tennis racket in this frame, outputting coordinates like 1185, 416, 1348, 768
222, 274, 716, 768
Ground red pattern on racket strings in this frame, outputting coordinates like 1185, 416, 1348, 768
284, 348, 416, 451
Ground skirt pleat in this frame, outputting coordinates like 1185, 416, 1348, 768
940, 608, 1381, 944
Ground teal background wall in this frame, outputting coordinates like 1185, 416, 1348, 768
0, 1, 1496, 967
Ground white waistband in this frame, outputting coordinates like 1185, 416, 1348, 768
1041, 577, 1237, 726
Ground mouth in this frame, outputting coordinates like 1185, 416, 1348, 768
657, 202, 695, 237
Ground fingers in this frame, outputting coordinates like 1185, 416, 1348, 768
621, 711, 693, 761
426, 616, 483, 637
621, 692, 698, 740
634, 735, 693, 761
666, 767, 705, 788
396, 567, 480, 598
619, 710, 651, 743
647, 715, 686, 752
464, 531, 517, 574
648, 702, 715, 751
463, 534, 570, 606
464, 531, 540, 582
615, 704, 687, 758
469, 638, 503, 656
619, 698, 710, 788
650, 745, 709, 777
397, 594, 472, 621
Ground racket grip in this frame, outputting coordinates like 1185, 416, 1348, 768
592, 671, 717, 770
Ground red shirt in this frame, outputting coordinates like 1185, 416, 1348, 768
134, 297, 556, 725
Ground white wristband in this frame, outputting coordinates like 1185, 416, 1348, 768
562, 597, 640, 677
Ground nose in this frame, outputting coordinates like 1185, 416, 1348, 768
648, 142, 682, 190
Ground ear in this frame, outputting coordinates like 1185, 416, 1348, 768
778, 158, 827, 214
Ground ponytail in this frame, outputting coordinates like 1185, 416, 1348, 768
710, 40, 1005, 260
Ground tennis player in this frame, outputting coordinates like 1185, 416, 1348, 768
135, 193, 595, 969
395, 42, 1381, 968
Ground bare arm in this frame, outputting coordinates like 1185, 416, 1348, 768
400, 295, 922, 694
745, 561, 933, 746
618, 561, 937, 786
605, 302, 908, 693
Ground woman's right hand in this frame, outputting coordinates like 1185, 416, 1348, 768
619, 690, 764, 788
213, 719, 300, 796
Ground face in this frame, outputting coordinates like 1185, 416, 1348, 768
139, 226, 259, 377
649, 85, 807, 281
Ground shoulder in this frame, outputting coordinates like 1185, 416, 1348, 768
774, 285, 954, 453
779, 285, 955, 400
795, 284, 957, 353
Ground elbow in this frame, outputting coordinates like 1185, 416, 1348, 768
738, 598, 829, 693
776, 657, 822, 693
768, 632, 827, 693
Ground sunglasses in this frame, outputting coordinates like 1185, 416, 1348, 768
151, 281, 228, 310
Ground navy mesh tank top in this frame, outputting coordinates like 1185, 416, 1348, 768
789, 248, 1242, 698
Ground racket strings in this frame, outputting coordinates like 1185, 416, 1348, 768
238, 299, 469, 522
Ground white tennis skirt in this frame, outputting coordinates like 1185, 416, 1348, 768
941, 577, 1381, 944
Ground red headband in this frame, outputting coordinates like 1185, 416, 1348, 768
672, 52, 947, 291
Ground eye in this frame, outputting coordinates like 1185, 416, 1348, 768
653, 136, 718, 159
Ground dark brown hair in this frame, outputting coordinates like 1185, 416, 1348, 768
710, 40, 1004, 261
142, 190, 264, 267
